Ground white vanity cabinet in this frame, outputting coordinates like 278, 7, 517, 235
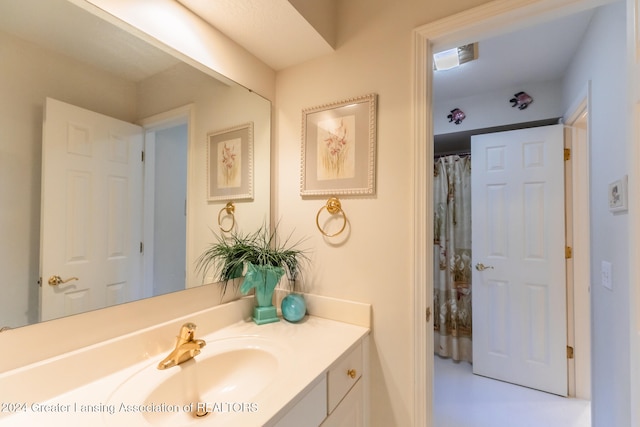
271, 338, 367, 427
322, 340, 365, 427
0, 296, 371, 427
270, 377, 328, 427
321, 380, 364, 427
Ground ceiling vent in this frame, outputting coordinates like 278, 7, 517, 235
434, 43, 478, 71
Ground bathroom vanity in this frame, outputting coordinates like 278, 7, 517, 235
0, 295, 370, 426
270, 337, 365, 427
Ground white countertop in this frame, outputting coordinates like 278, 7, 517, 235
0, 315, 369, 426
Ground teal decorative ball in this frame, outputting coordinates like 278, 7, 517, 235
281, 293, 306, 323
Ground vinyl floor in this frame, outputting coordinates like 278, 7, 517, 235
433, 356, 591, 427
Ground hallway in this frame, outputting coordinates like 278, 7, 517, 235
434, 356, 591, 427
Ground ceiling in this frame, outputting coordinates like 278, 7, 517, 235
0, 1, 597, 92
175, 0, 335, 71
174, 1, 596, 101
433, 8, 594, 102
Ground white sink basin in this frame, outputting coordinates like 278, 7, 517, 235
106, 336, 286, 426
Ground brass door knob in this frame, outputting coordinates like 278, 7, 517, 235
347, 369, 357, 379
475, 263, 494, 271
48, 275, 79, 286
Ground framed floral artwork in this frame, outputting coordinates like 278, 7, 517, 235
301, 93, 377, 196
207, 122, 253, 202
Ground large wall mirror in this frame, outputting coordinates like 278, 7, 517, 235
0, 0, 271, 329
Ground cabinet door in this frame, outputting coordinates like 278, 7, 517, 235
321, 380, 363, 427
272, 377, 327, 427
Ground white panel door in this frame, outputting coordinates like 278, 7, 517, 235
471, 124, 567, 396
40, 98, 144, 321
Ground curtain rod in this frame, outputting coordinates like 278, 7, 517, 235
434, 151, 471, 159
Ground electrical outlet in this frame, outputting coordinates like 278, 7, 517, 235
601, 261, 613, 290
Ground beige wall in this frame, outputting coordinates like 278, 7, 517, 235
274, 0, 492, 424
0, 30, 138, 328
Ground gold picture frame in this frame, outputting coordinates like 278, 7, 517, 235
207, 122, 253, 202
301, 93, 377, 196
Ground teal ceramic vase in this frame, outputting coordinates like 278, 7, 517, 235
240, 262, 284, 324
281, 293, 306, 323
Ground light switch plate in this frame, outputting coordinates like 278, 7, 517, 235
601, 261, 613, 290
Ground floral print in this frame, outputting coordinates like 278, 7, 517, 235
217, 138, 241, 188
433, 155, 472, 362
317, 116, 356, 180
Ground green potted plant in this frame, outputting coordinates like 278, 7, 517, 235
196, 225, 308, 324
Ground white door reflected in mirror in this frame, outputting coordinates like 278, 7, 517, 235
40, 98, 144, 321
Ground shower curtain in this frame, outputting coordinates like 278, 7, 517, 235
433, 155, 472, 363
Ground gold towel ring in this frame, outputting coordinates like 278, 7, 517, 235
316, 197, 347, 237
217, 202, 236, 233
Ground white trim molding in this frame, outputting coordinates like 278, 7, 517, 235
411, 21, 431, 427
563, 83, 592, 400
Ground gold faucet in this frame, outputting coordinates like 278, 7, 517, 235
157, 322, 206, 370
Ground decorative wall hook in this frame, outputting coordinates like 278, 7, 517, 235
509, 91, 533, 110
217, 202, 236, 233
316, 197, 347, 237
447, 108, 466, 124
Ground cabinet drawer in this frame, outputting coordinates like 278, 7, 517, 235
327, 342, 362, 413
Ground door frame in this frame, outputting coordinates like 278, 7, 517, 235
138, 104, 195, 297
412, 1, 608, 425
564, 85, 592, 399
